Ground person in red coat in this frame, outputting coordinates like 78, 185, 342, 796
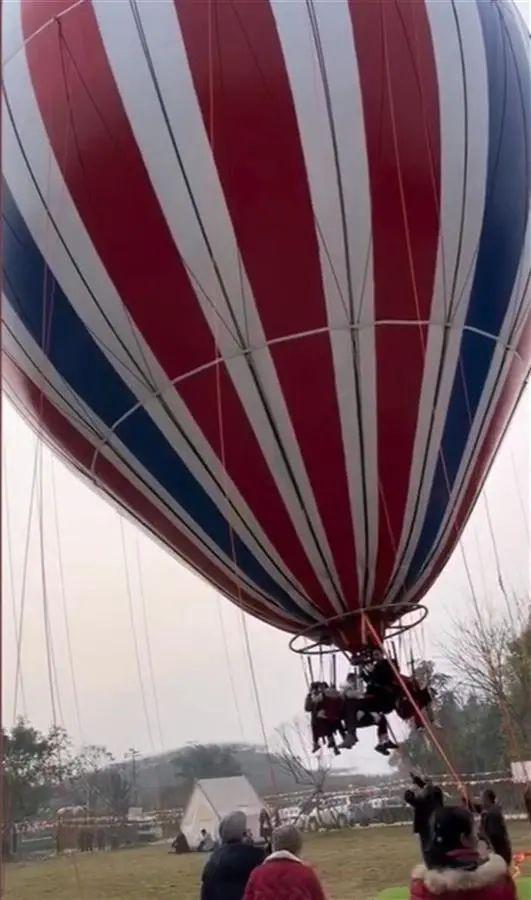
243, 824, 327, 900
410, 806, 516, 900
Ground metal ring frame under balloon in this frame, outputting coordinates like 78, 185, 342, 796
288, 602, 428, 658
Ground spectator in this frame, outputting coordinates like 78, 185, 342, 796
259, 808, 272, 854
198, 829, 215, 852
85, 828, 94, 852
201, 811, 264, 900
259, 808, 272, 843
96, 828, 107, 852
245, 825, 324, 900
56, 823, 64, 854
171, 830, 190, 854
410, 806, 516, 900
478, 789, 512, 866
405, 774, 444, 863
243, 825, 327, 900
525, 785, 531, 824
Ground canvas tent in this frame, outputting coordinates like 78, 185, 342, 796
180, 776, 264, 848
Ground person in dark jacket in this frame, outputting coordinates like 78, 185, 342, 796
171, 830, 189, 854
405, 773, 444, 863
304, 682, 328, 752
477, 789, 512, 866
201, 811, 265, 900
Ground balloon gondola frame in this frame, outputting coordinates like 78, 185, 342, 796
288, 602, 428, 660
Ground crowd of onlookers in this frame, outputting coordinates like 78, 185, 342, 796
200, 813, 326, 900
197, 778, 518, 900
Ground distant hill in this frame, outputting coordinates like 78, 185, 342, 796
126, 743, 392, 810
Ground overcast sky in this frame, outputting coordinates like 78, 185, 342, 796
2, 382, 529, 776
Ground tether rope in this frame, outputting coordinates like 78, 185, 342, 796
363, 615, 467, 796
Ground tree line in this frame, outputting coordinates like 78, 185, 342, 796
395, 612, 531, 774
2, 722, 131, 822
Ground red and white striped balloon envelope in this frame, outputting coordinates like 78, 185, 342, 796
3, 0, 530, 652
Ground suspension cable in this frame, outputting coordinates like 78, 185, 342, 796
482, 492, 520, 630
134, 539, 165, 750
12, 438, 40, 723
216, 599, 246, 741
205, 0, 279, 796
119, 517, 155, 752
50, 456, 84, 743
3, 444, 27, 718
37, 444, 62, 728
239, 610, 278, 794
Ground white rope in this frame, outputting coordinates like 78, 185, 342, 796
50, 455, 84, 743
134, 539, 164, 750
119, 517, 155, 752
37, 444, 63, 727
3, 445, 27, 718
12, 437, 40, 724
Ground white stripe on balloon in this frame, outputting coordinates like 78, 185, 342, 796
92, 0, 343, 612
385, 0, 491, 605
2, 0, 319, 619
2, 310, 302, 627
271, 0, 378, 607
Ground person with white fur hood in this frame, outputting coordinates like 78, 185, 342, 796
410, 806, 516, 900
243, 825, 327, 900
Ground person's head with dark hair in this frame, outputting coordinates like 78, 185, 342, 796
201, 829, 207, 837
482, 788, 496, 808
428, 806, 476, 869
411, 804, 515, 899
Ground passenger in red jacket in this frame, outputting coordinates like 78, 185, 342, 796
243, 824, 327, 900
410, 806, 516, 900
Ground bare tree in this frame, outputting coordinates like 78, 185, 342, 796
443, 606, 531, 823
275, 718, 339, 829
443, 607, 530, 756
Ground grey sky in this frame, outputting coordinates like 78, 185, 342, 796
2, 385, 528, 776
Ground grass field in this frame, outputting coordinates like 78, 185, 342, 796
4, 821, 530, 900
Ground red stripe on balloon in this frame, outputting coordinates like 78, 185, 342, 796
3, 353, 300, 634
348, 0, 441, 603
176, 0, 358, 609
22, 0, 336, 619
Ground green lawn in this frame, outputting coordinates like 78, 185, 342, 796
517, 879, 531, 900
4, 822, 530, 900
376, 887, 531, 900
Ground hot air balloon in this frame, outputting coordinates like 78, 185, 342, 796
3, 0, 530, 656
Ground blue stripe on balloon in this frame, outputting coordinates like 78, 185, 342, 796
406, 0, 530, 590
2, 181, 309, 622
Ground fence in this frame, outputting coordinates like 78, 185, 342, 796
264, 772, 530, 830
